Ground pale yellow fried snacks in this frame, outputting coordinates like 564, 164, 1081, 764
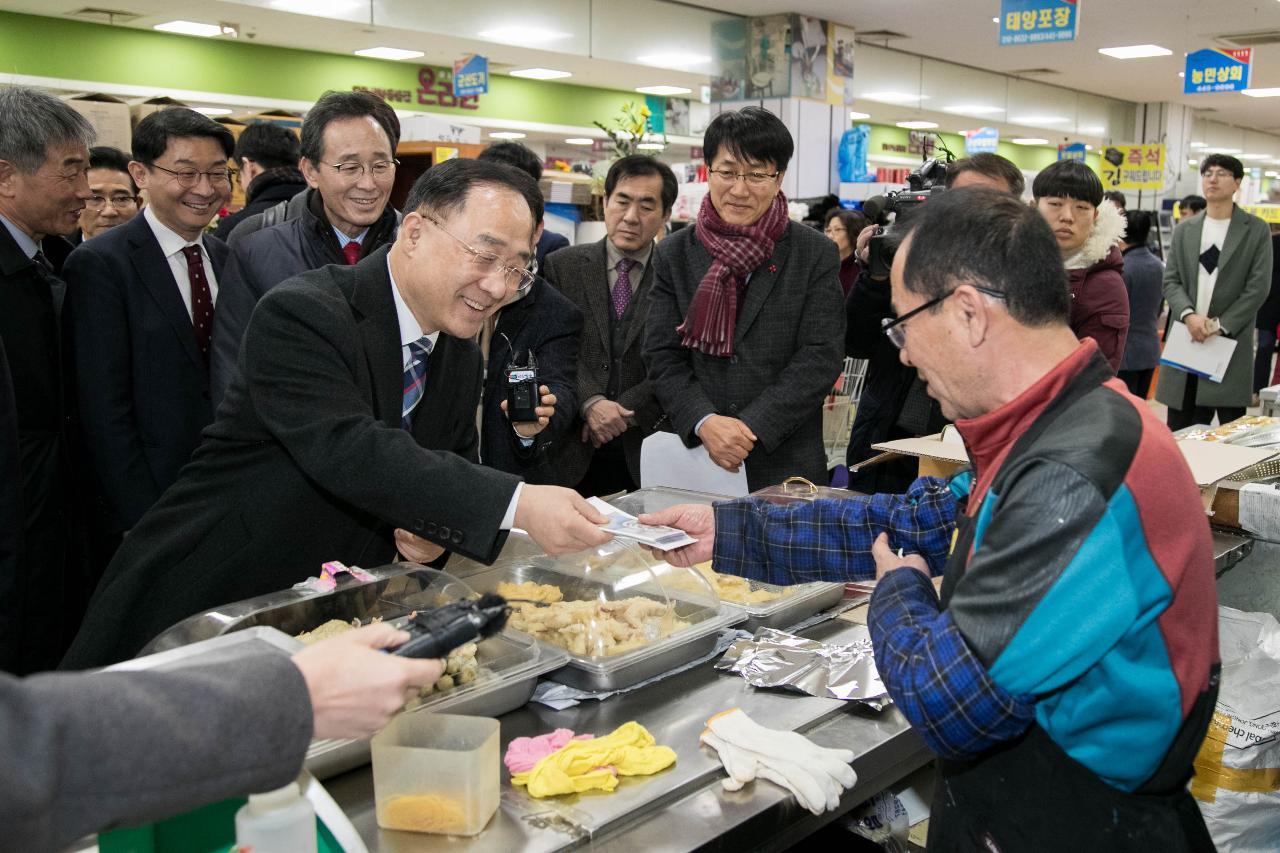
507, 597, 690, 656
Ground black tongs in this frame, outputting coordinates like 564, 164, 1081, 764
393, 593, 512, 659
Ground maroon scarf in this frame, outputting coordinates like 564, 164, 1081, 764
678, 191, 789, 357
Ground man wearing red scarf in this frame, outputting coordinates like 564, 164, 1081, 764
643, 107, 845, 490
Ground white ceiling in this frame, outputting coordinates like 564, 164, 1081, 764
4, 0, 1278, 139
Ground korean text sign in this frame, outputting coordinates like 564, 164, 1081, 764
1185, 48, 1252, 95
453, 55, 489, 98
1100, 144, 1165, 191
999, 0, 1078, 46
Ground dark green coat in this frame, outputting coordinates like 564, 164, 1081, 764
1156, 206, 1272, 409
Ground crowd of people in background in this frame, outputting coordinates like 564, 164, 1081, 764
0, 80, 1259, 850
0, 82, 1275, 678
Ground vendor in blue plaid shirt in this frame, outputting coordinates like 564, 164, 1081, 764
643, 188, 1219, 851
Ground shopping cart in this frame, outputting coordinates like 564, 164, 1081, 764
823, 357, 868, 470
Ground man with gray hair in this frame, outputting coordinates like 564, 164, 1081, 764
0, 85, 95, 673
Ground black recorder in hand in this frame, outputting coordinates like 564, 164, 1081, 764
505, 349, 540, 423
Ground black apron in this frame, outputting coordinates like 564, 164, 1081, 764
928, 353, 1218, 852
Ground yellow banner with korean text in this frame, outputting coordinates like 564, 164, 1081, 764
1099, 144, 1166, 191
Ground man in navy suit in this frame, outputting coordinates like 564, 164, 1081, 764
63, 109, 235, 537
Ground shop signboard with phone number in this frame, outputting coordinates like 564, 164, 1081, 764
1100, 144, 1165, 191
998, 0, 1078, 46
1184, 48, 1252, 94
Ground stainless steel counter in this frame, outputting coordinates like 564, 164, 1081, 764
324, 617, 930, 851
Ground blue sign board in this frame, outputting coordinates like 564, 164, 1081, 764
453, 54, 489, 98
1184, 48, 1252, 95
999, 0, 1078, 46
965, 127, 1000, 155
1058, 142, 1087, 162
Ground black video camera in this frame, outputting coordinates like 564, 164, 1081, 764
864, 155, 951, 279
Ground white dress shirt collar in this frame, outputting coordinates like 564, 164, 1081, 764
144, 204, 206, 257
387, 255, 439, 354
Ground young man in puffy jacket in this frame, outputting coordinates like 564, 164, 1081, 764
1033, 160, 1130, 370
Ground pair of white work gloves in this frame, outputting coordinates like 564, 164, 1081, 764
700, 708, 857, 815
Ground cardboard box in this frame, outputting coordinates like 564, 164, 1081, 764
872, 432, 1276, 494
63, 93, 132, 152
129, 96, 191, 127
539, 175, 593, 206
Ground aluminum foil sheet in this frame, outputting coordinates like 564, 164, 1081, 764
715, 626, 891, 708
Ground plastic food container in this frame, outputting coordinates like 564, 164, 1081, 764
371, 713, 500, 836
607, 487, 847, 632
461, 539, 744, 691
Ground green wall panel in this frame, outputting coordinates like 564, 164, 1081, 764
0, 11, 644, 127
863, 122, 1101, 175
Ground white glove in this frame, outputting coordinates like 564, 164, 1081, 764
700, 709, 856, 815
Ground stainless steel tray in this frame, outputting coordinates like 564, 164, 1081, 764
462, 562, 744, 692
1213, 527, 1254, 578
732, 580, 846, 632
142, 563, 462, 654
305, 630, 569, 780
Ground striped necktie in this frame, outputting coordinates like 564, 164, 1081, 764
401, 336, 433, 429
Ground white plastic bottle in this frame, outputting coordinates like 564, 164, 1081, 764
234, 780, 318, 853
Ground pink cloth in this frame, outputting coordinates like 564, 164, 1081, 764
503, 728, 594, 775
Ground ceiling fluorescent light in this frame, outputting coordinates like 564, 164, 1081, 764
861, 91, 926, 104
354, 47, 424, 60
1098, 44, 1172, 59
270, 0, 360, 13
1217, 148, 1243, 154
896, 121, 938, 129
1188, 159, 1198, 165
480, 26, 569, 45
1243, 88, 1280, 98
1189, 141, 1208, 148
509, 68, 572, 80
193, 106, 233, 116
943, 105, 1004, 115
635, 85, 691, 96
153, 20, 226, 37
1241, 152, 1272, 159
637, 142, 666, 150
1012, 137, 1049, 145
564, 138, 594, 145
489, 131, 527, 139
848, 111, 871, 120
637, 53, 710, 69
1267, 171, 1279, 178
1080, 125, 1106, 134
1010, 115, 1069, 125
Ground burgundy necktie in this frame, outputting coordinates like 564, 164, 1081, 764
343, 240, 362, 266
612, 258, 634, 318
181, 245, 213, 366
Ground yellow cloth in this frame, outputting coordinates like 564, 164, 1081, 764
511, 721, 676, 798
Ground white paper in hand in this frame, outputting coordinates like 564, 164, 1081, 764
585, 497, 699, 551
640, 431, 749, 496
1160, 321, 1238, 383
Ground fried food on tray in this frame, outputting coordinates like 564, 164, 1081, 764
296, 617, 480, 708
507, 596, 690, 657
496, 580, 564, 604
692, 562, 787, 605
